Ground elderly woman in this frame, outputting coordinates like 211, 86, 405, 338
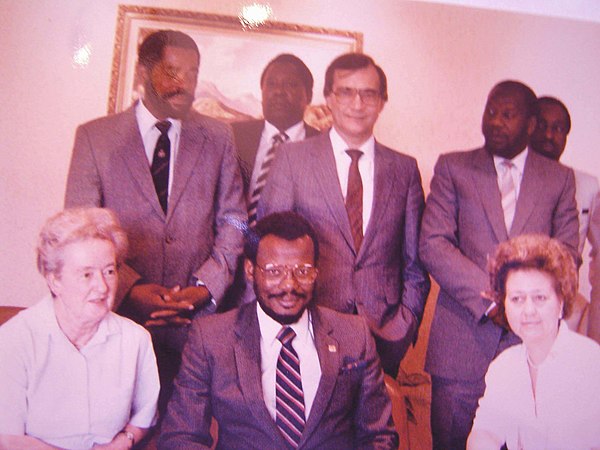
0, 208, 159, 450
467, 234, 600, 450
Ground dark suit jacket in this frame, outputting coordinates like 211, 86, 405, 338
64, 105, 246, 338
158, 302, 398, 449
257, 132, 431, 376
231, 119, 319, 195
419, 148, 579, 381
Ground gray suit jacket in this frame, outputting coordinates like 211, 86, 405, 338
258, 132, 430, 376
231, 119, 319, 195
158, 302, 398, 449
64, 105, 246, 313
419, 147, 579, 381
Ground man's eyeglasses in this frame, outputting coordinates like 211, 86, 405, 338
255, 263, 318, 284
332, 87, 381, 105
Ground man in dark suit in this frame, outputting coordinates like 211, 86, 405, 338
231, 54, 319, 206
64, 30, 246, 413
419, 80, 579, 449
258, 53, 430, 377
159, 211, 398, 449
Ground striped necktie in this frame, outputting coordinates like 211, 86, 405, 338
151, 121, 171, 214
276, 326, 305, 448
248, 132, 288, 226
345, 149, 364, 251
500, 160, 517, 232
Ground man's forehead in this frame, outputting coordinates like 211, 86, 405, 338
332, 66, 379, 86
539, 103, 569, 123
257, 235, 314, 259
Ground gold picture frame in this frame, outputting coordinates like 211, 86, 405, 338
108, 5, 363, 122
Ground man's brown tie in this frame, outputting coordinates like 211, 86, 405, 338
151, 121, 171, 214
345, 149, 364, 251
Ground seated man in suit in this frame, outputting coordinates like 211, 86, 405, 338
159, 211, 398, 449
232, 54, 320, 224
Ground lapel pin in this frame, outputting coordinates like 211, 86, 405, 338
328, 344, 337, 353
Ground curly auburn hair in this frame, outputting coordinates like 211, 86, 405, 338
487, 234, 577, 322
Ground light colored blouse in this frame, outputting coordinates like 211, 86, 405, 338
0, 296, 160, 450
472, 322, 600, 449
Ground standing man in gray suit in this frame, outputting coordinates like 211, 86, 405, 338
259, 53, 430, 377
232, 53, 320, 221
419, 80, 579, 449
159, 211, 398, 449
64, 30, 246, 413
530, 96, 600, 335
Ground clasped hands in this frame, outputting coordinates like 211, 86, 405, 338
129, 283, 211, 328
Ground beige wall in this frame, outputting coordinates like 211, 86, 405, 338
2, 0, 599, 306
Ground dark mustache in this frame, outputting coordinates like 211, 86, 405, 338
164, 90, 193, 100
268, 290, 307, 300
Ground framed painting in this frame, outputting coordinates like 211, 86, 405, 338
108, 5, 363, 126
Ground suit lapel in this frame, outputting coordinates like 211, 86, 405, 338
233, 304, 283, 440
310, 133, 356, 252
299, 308, 339, 447
117, 107, 166, 218
510, 151, 543, 237
360, 143, 397, 258
471, 148, 508, 241
168, 117, 206, 219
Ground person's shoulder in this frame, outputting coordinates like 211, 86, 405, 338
562, 326, 600, 359
108, 311, 153, 341
78, 107, 134, 131
438, 147, 484, 164
573, 169, 600, 189
186, 111, 234, 137
314, 305, 369, 335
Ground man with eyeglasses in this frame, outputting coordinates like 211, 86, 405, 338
159, 211, 398, 449
258, 53, 430, 378
530, 96, 600, 342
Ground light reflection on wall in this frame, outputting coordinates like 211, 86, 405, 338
239, 3, 273, 29
72, 43, 92, 69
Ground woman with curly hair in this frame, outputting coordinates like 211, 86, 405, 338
467, 234, 600, 449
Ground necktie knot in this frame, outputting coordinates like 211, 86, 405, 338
277, 326, 296, 346
273, 132, 289, 146
346, 149, 363, 162
156, 120, 171, 135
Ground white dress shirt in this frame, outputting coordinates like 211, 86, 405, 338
256, 303, 321, 421
249, 120, 307, 198
472, 322, 600, 449
329, 127, 375, 234
136, 100, 182, 195
0, 296, 159, 450
493, 148, 528, 200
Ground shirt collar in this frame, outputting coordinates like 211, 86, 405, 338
256, 301, 312, 346
493, 148, 528, 176
136, 100, 182, 138
329, 127, 375, 160
264, 120, 305, 143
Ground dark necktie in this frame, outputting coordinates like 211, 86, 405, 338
151, 121, 171, 214
276, 326, 305, 448
248, 132, 289, 226
345, 149, 364, 251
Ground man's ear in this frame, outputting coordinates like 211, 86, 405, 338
244, 259, 255, 283
527, 115, 537, 136
137, 62, 149, 84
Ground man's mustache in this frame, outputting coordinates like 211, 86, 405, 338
268, 290, 307, 300
164, 90, 194, 100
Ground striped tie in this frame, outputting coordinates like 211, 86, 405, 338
151, 121, 171, 214
276, 326, 305, 448
345, 149, 364, 251
248, 132, 288, 226
500, 160, 517, 232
